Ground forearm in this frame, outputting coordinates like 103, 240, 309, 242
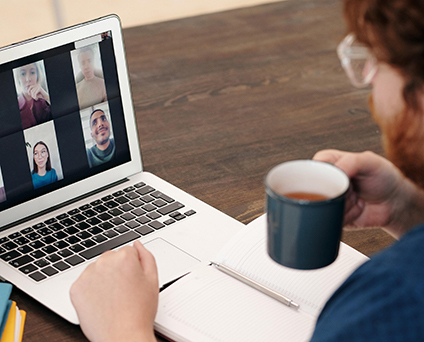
385, 178, 424, 239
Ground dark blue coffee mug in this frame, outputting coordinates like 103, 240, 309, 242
266, 160, 350, 270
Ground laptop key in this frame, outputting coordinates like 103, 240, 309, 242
29, 240, 45, 249
34, 259, 49, 268
29, 271, 47, 282
121, 213, 135, 221
148, 221, 165, 230
104, 200, 119, 209
136, 216, 151, 225
114, 225, 129, 234
101, 195, 114, 202
141, 195, 154, 203
58, 249, 73, 258
86, 217, 102, 226
129, 199, 144, 207
69, 244, 85, 253
49, 223, 65, 231
80, 231, 141, 260
33, 222, 46, 229
14, 237, 30, 245
136, 186, 155, 196
39, 228, 53, 236
135, 226, 154, 236
157, 202, 184, 215
152, 199, 167, 207
44, 218, 57, 225
53, 241, 70, 249
164, 219, 176, 225
56, 213, 69, 220
27, 232, 41, 241
8, 232, 22, 239
52, 231, 67, 240
147, 212, 161, 220
79, 204, 91, 211
110, 217, 125, 225
98, 213, 113, 221
42, 266, 59, 276
125, 192, 139, 200
46, 254, 61, 263
99, 222, 114, 230
112, 190, 125, 197
80, 239, 96, 248
2, 241, 18, 250
120, 204, 134, 212
90, 199, 102, 206
134, 182, 145, 188
125, 221, 140, 229
19, 264, 38, 274
17, 245, 33, 254
30, 250, 46, 259
21, 227, 34, 234
93, 205, 108, 213
68, 209, 80, 216
82, 209, 97, 218
103, 230, 118, 239
61, 218, 75, 227
66, 236, 81, 244
185, 210, 196, 216
71, 214, 86, 222
141, 204, 156, 212
65, 255, 85, 266
174, 214, 186, 221
64, 227, 79, 235
115, 196, 129, 204
0, 247, 5, 255
77, 231, 92, 240
0, 250, 21, 261
88, 227, 103, 235
123, 186, 135, 192
92, 234, 108, 244
41, 236, 57, 244
53, 261, 70, 272
9, 255, 34, 268
42, 245, 58, 254
109, 208, 124, 216
150, 191, 175, 203
131, 208, 146, 217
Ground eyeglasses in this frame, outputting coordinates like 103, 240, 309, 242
337, 33, 377, 88
34, 149, 47, 158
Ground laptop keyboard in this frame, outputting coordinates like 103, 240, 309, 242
0, 182, 196, 282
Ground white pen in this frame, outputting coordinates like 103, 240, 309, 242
210, 262, 299, 310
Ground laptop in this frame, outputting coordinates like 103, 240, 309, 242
0, 15, 244, 324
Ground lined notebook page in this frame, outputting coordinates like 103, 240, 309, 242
215, 215, 368, 316
156, 266, 316, 342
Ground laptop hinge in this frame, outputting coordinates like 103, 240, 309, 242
2, 178, 129, 231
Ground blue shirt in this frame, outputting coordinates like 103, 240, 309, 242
310, 223, 424, 341
32, 169, 58, 189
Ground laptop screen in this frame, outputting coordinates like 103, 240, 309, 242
0, 31, 131, 214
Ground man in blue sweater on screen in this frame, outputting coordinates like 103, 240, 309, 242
70, 0, 424, 340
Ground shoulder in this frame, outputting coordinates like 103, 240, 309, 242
311, 224, 424, 341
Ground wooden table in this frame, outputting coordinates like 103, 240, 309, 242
14, 0, 395, 340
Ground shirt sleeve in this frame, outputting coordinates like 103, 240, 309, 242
309, 263, 424, 341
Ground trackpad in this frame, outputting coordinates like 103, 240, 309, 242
144, 238, 200, 287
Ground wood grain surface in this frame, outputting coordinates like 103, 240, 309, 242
14, 0, 395, 340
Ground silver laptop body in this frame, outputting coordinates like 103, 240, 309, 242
0, 15, 243, 324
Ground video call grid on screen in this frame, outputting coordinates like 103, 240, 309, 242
0, 31, 131, 212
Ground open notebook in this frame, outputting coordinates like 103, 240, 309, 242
155, 215, 368, 342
